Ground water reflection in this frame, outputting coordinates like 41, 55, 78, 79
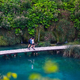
28, 59, 35, 69
1, 72, 17, 80
28, 60, 60, 80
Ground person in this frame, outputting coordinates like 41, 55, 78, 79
28, 37, 32, 50
30, 37, 35, 50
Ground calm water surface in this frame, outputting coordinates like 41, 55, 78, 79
0, 46, 80, 80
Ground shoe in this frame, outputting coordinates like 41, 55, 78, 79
33, 48, 35, 50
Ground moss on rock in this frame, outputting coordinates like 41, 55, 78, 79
0, 29, 21, 46
0, 36, 8, 46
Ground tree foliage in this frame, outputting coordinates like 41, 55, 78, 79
27, 0, 59, 35
0, 0, 80, 41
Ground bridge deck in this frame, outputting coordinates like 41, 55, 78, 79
0, 45, 80, 55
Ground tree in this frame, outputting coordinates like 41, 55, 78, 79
27, 0, 59, 42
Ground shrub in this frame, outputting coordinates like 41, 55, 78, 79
1, 1, 20, 15
37, 41, 51, 47
37, 42, 45, 47
1, 19, 11, 29
63, 46, 80, 58
0, 12, 3, 24
44, 32, 56, 43
20, 0, 31, 11
0, 36, 8, 46
54, 19, 75, 43
12, 16, 28, 29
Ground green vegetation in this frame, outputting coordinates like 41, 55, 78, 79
0, 0, 80, 45
37, 41, 51, 47
0, 36, 8, 46
63, 46, 80, 58
65, 40, 80, 45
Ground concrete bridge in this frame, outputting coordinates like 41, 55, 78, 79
0, 45, 80, 55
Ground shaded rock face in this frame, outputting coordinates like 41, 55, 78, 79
22, 28, 30, 43
0, 28, 30, 46
0, 22, 76, 46
35, 26, 45, 42
0, 29, 21, 46
56, 19, 75, 42
35, 26, 56, 43
47, 20, 75, 43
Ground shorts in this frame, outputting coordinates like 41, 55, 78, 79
32, 44, 35, 45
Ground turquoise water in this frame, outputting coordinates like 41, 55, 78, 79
0, 44, 28, 51
0, 46, 80, 80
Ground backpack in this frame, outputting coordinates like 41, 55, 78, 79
28, 39, 30, 43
